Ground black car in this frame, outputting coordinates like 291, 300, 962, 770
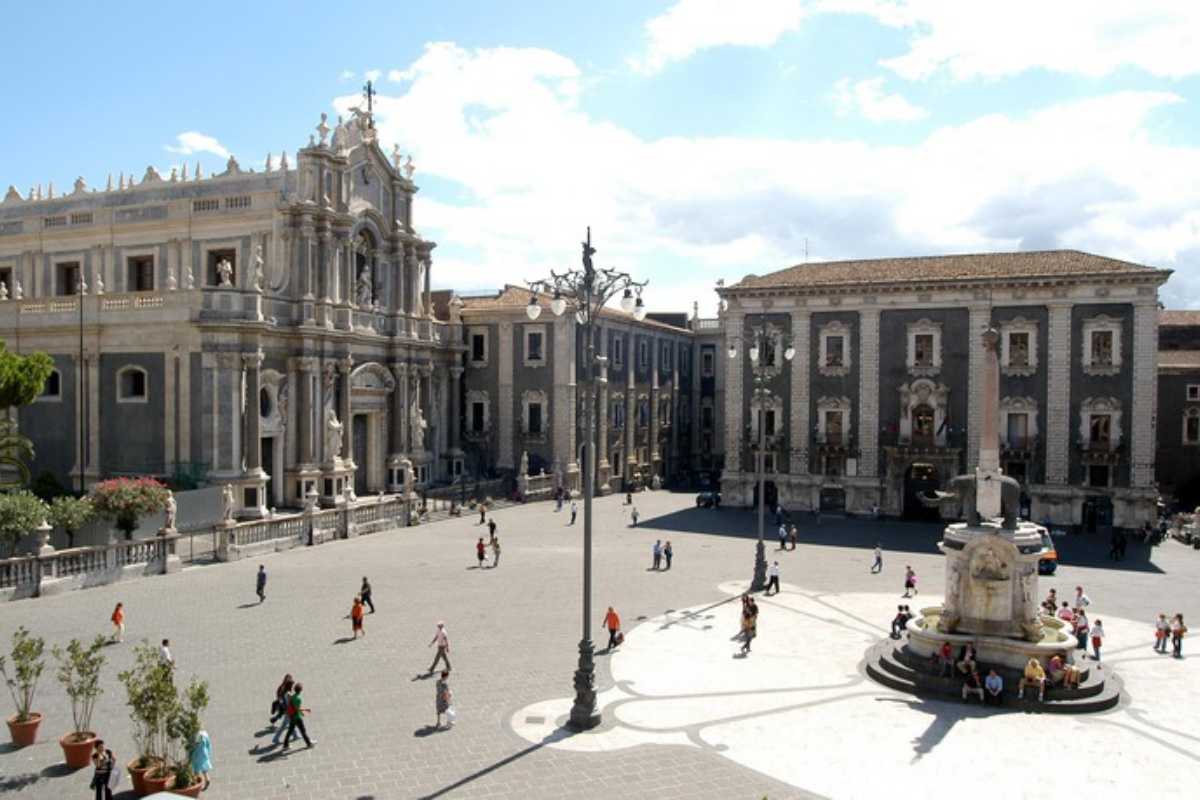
696, 491, 721, 508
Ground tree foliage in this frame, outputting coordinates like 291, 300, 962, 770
47, 495, 94, 548
53, 636, 107, 737
0, 490, 49, 547
0, 345, 54, 409
0, 626, 46, 722
90, 478, 169, 538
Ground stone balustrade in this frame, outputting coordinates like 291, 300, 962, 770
0, 535, 180, 600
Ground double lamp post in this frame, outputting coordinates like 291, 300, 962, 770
526, 228, 647, 730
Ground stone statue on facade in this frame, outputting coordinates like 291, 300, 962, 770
519, 450, 529, 476
0, 282, 7, 301
221, 484, 235, 523
253, 246, 265, 292
163, 491, 177, 532
216, 258, 234, 287
357, 264, 373, 308
411, 399, 427, 453
325, 407, 344, 462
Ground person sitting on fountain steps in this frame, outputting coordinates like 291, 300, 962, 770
962, 669, 985, 703
933, 641, 954, 677
984, 669, 1004, 705
1019, 658, 1047, 702
956, 643, 978, 675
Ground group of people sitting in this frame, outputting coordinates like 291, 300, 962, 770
890, 605, 915, 639
930, 639, 1081, 704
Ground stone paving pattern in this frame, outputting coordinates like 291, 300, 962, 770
1, 492, 1196, 799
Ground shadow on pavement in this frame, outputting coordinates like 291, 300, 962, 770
638, 506, 1167, 573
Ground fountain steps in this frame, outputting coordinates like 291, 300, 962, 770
864, 639, 1124, 713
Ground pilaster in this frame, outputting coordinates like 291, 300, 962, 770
724, 311, 744, 473
789, 309, 811, 474
1045, 302, 1073, 484
1131, 299, 1159, 487
497, 320, 515, 469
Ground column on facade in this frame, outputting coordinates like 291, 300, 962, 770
858, 308, 881, 478
1131, 298, 1159, 487
296, 358, 316, 464
1045, 302, 1073, 484
497, 321, 515, 469
449, 366, 463, 454
339, 357, 354, 465
317, 230, 331, 302
669, 343, 679, 472
789, 309, 811, 474
422, 253, 433, 318
390, 362, 408, 455
243, 350, 264, 473
216, 352, 242, 474
406, 250, 420, 316
86, 351, 100, 482
625, 352, 636, 478
965, 304, 992, 470
298, 224, 314, 298
391, 239, 406, 316
597, 325, 610, 470
724, 311, 745, 474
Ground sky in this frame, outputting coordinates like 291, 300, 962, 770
3, 0, 1200, 314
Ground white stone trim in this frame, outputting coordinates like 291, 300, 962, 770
1079, 396, 1122, 448
723, 312, 745, 473
897, 378, 950, 446
998, 396, 1039, 448
116, 364, 149, 404
1000, 316, 1038, 376
1081, 313, 1123, 376
1130, 301, 1159, 486
467, 326, 490, 367
816, 396, 852, 444
523, 324, 547, 367
818, 320, 851, 377
521, 389, 548, 437
497, 321, 515, 468
750, 394, 784, 439
198, 238, 242, 288
905, 318, 942, 377
1183, 407, 1200, 445
49, 252, 85, 295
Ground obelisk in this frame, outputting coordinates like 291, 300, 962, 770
974, 327, 1003, 521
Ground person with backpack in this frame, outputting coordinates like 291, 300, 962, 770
1171, 613, 1187, 658
281, 683, 314, 749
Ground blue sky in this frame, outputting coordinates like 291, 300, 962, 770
4, 1, 1200, 311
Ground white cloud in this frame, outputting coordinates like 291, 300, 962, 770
339, 69, 356, 81
633, 0, 1200, 80
832, 77, 927, 121
344, 44, 1200, 313
164, 131, 230, 158
364, 69, 382, 82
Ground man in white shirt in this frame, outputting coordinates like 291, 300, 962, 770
766, 561, 781, 595
428, 622, 451, 674
871, 544, 883, 574
777, 524, 788, 550
160, 639, 174, 668
1073, 586, 1091, 609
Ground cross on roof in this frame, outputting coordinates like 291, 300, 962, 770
363, 80, 376, 116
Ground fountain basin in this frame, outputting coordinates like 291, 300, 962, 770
907, 607, 1077, 671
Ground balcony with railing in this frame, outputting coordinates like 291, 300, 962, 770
1079, 436, 1123, 464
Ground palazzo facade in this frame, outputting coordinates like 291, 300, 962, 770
1, 110, 462, 517
717, 251, 1170, 530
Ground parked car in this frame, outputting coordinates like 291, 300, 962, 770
1037, 530, 1058, 575
696, 491, 721, 508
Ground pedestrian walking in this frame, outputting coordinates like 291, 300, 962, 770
360, 577, 374, 613
476, 537, 486, 568
436, 671, 454, 729
488, 517, 497, 540
256, 565, 267, 602
1073, 609, 1090, 650
871, 544, 883, 573
110, 603, 124, 643
479, 504, 487, 524
281, 683, 314, 749
788, 524, 798, 551
740, 599, 758, 654
351, 596, 365, 638
766, 561, 781, 595
90, 739, 115, 800
270, 674, 295, 743
189, 728, 212, 791
1073, 585, 1091, 610
428, 622, 451, 673
903, 566, 918, 597
1155, 613, 1170, 653
603, 606, 621, 651
652, 539, 662, 570
1171, 613, 1187, 658
491, 536, 501, 568
777, 524, 787, 550
630, 507, 640, 527
625, 491, 632, 505
663, 541, 673, 570
570, 501, 578, 525
1090, 619, 1105, 661
160, 639, 174, 669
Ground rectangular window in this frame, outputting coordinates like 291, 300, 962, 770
1089, 414, 1111, 446
613, 402, 625, 428
825, 411, 843, 445
127, 255, 155, 292
471, 333, 486, 363
57, 262, 81, 296
701, 405, 714, 429
1088, 464, 1110, 487
528, 403, 543, 434
702, 350, 714, 377
1009, 332, 1030, 367
638, 340, 648, 369
1188, 385, 1200, 401
39, 370, 61, 399
662, 342, 671, 369
471, 402, 486, 433
612, 337, 623, 367
764, 409, 776, 438
701, 433, 713, 453
1091, 331, 1113, 366
207, 249, 237, 287
1006, 413, 1029, 449
0, 267, 11, 298
825, 336, 844, 367
1186, 415, 1200, 444
527, 332, 544, 362
914, 334, 934, 367
764, 452, 776, 472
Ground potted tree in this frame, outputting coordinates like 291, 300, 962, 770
91, 477, 170, 540
52, 636, 107, 768
166, 679, 210, 797
0, 626, 46, 746
47, 495, 94, 550
118, 641, 177, 795
0, 490, 49, 557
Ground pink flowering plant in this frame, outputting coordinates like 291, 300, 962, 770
90, 478, 170, 539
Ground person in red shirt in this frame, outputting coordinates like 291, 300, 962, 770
476, 538, 486, 568
351, 596, 365, 638
603, 607, 621, 651
110, 603, 125, 643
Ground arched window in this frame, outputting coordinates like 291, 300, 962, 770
117, 366, 148, 403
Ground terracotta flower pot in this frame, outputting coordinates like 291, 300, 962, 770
170, 779, 205, 798
6, 713, 42, 747
141, 764, 174, 795
59, 731, 97, 769
127, 759, 150, 796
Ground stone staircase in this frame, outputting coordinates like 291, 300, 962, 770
864, 638, 1123, 713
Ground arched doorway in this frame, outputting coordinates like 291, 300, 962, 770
903, 462, 942, 519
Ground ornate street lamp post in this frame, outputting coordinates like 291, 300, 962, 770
727, 321, 794, 591
527, 228, 647, 730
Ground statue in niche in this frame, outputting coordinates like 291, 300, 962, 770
163, 491, 177, 531
216, 258, 234, 287
253, 246, 265, 292
520, 450, 529, 476
357, 263, 374, 308
415, 259, 426, 314
411, 398, 427, 452
221, 484, 236, 522
325, 407, 344, 461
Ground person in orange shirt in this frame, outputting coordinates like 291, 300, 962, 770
603, 606, 621, 651
351, 596, 365, 639
110, 603, 125, 643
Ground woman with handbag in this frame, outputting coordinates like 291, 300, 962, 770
89, 740, 115, 800
1171, 613, 1187, 658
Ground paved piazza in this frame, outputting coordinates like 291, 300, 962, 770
1, 492, 1197, 799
